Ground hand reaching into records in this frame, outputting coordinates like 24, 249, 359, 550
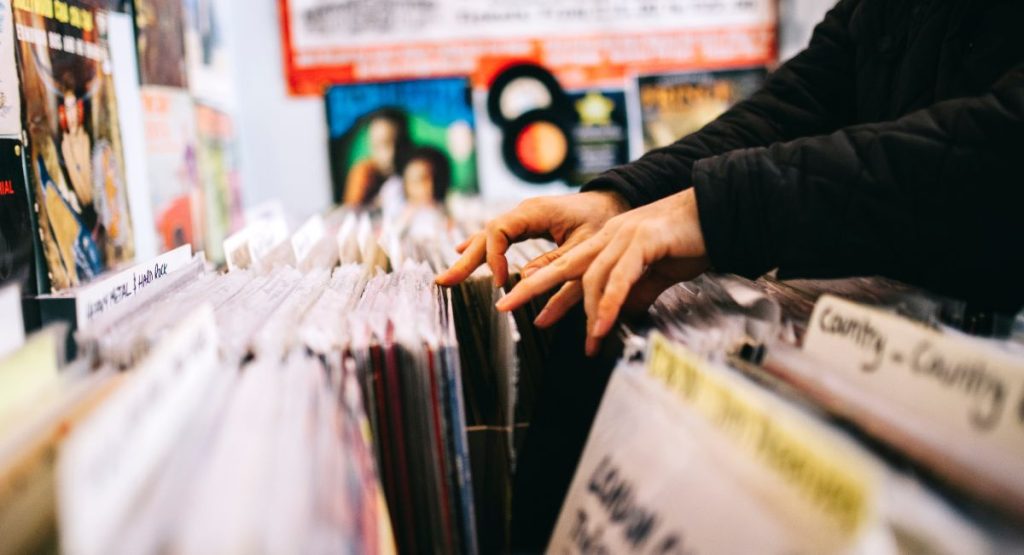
435, 190, 630, 288
495, 189, 710, 356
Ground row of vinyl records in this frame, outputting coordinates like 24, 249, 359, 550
0, 0, 245, 303
1, 202, 1023, 554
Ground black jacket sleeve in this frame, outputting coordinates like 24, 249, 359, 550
693, 65, 1024, 312
582, 0, 860, 207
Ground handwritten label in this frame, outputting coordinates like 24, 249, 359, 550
569, 455, 689, 555
806, 296, 1024, 435
71, 245, 192, 329
647, 333, 875, 538
549, 356, 877, 555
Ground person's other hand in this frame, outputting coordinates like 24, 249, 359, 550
434, 190, 630, 289
495, 189, 710, 355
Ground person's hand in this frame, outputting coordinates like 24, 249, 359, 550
435, 190, 630, 288
495, 189, 710, 355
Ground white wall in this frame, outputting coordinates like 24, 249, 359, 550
778, 0, 837, 62
228, 1, 332, 226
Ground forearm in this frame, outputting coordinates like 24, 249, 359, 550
584, 0, 859, 207
693, 67, 1024, 310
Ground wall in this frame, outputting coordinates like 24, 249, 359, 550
226, 0, 837, 225
779, 0, 836, 61
229, 1, 332, 226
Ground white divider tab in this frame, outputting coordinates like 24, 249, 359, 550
550, 333, 881, 554
804, 295, 1024, 438
291, 214, 325, 265
40, 245, 192, 331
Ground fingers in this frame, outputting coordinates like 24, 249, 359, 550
533, 281, 583, 328
591, 247, 645, 340
582, 233, 643, 356
520, 238, 580, 278
496, 237, 604, 313
437, 200, 553, 287
435, 234, 486, 286
455, 237, 472, 254
485, 227, 511, 287
581, 231, 632, 342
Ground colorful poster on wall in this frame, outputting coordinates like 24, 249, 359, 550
14, 0, 135, 292
133, 0, 189, 88
195, 102, 241, 263
633, 67, 767, 156
279, 0, 776, 96
140, 86, 201, 252
567, 89, 629, 185
182, 0, 235, 108
325, 77, 477, 208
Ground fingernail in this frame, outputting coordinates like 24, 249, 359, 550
585, 337, 598, 357
495, 297, 510, 311
533, 308, 550, 327
592, 318, 607, 338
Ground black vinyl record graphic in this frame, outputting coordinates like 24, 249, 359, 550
487, 63, 570, 127
501, 109, 575, 185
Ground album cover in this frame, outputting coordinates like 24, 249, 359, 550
14, 1, 136, 293
0, 139, 35, 293
182, 0, 234, 108
195, 103, 241, 263
141, 86, 201, 252
567, 89, 630, 185
326, 77, 478, 208
635, 67, 766, 154
133, 0, 189, 88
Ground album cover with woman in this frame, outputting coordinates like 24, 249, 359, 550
14, 1, 135, 292
326, 78, 478, 211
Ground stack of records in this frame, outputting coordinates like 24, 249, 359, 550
0, 202, 558, 553
549, 273, 1024, 553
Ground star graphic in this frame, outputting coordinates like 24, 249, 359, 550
576, 91, 615, 127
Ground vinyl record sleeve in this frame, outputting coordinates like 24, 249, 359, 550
326, 78, 478, 206
0, 139, 35, 293
14, 1, 136, 292
133, 0, 189, 88
634, 67, 767, 156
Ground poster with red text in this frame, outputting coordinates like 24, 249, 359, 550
279, 0, 777, 96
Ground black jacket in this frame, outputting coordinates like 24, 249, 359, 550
585, 0, 1024, 313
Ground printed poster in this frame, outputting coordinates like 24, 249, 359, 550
141, 86, 201, 252
279, 0, 777, 95
183, 0, 235, 108
14, 0, 136, 292
133, 0, 188, 88
634, 67, 766, 155
195, 102, 242, 263
326, 77, 477, 208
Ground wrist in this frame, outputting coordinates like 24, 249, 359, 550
674, 188, 708, 258
583, 189, 631, 215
